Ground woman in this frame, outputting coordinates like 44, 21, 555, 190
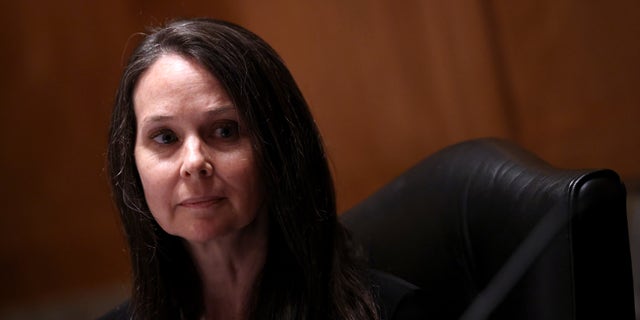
104, 18, 425, 320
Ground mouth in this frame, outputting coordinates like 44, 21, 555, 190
179, 196, 225, 208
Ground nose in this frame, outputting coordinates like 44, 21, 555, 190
180, 137, 213, 178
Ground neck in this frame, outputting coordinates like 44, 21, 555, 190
186, 213, 269, 320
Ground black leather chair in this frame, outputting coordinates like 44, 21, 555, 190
342, 138, 635, 319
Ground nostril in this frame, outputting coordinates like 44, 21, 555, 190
198, 162, 213, 177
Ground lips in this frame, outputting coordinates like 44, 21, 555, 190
179, 196, 225, 208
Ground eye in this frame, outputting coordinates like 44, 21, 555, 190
151, 130, 178, 144
214, 121, 239, 139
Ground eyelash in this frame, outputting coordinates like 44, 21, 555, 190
151, 129, 178, 145
149, 121, 240, 145
213, 121, 239, 140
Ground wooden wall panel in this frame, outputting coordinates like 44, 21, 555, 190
487, 0, 640, 177
217, 0, 510, 210
0, 0, 136, 308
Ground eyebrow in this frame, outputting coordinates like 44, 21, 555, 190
141, 105, 237, 124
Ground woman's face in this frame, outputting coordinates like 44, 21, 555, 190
133, 54, 265, 245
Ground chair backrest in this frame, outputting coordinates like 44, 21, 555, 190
341, 138, 635, 319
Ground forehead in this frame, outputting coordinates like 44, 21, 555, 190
133, 54, 233, 117
135, 54, 217, 97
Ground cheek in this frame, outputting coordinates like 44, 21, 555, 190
137, 168, 162, 210
135, 155, 154, 195
135, 152, 173, 211
224, 152, 264, 206
241, 160, 265, 211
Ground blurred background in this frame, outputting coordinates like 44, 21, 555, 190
1, 0, 638, 318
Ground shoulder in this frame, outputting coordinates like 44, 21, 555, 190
371, 270, 429, 320
97, 300, 131, 320
97, 273, 429, 320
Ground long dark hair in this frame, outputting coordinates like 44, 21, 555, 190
108, 18, 379, 320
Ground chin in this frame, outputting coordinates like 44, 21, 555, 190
154, 218, 220, 243
180, 223, 232, 244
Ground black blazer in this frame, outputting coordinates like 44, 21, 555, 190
99, 271, 427, 320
